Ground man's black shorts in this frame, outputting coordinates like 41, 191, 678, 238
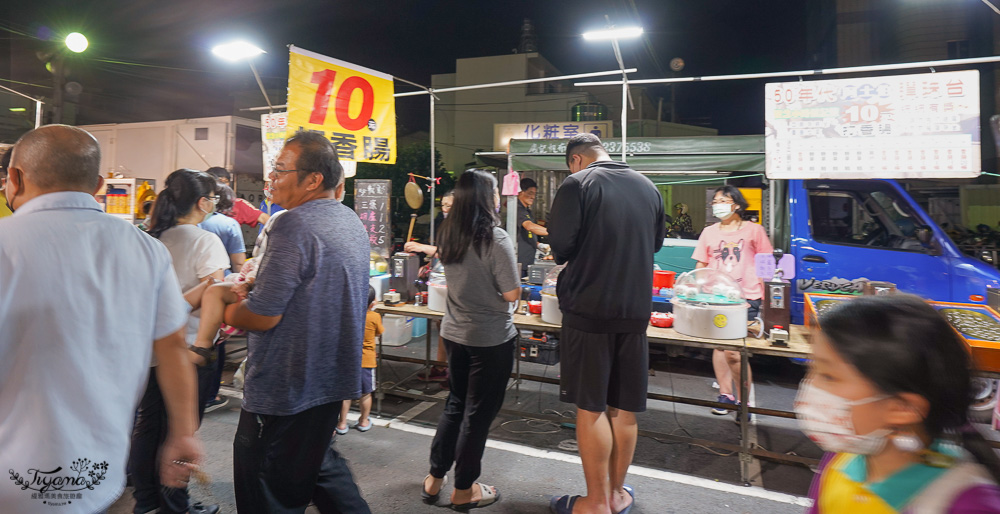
559, 326, 648, 413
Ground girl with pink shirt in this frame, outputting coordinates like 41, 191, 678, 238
692, 185, 773, 421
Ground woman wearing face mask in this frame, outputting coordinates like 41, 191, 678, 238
131, 169, 228, 514
799, 294, 1000, 513
404, 189, 457, 384
692, 185, 773, 422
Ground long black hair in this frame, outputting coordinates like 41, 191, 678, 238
147, 169, 216, 239
819, 294, 1000, 483
713, 185, 750, 221
438, 169, 498, 264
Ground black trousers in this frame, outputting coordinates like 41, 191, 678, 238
429, 337, 515, 490
205, 341, 226, 402
129, 365, 213, 514
233, 402, 371, 514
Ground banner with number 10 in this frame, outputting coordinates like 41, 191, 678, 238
287, 45, 397, 165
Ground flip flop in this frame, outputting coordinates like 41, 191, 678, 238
451, 482, 499, 511
615, 485, 636, 514
354, 421, 372, 432
335, 426, 349, 435
549, 494, 581, 514
422, 474, 448, 505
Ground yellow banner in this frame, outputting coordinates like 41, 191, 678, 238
287, 46, 396, 164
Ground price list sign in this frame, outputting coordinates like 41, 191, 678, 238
765, 70, 981, 179
355, 179, 391, 258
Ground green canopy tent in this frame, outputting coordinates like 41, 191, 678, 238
475, 135, 787, 274
494, 135, 765, 181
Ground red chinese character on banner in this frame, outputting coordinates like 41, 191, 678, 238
947, 79, 964, 96
818, 86, 837, 103
798, 86, 815, 104
921, 81, 941, 97
902, 81, 918, 98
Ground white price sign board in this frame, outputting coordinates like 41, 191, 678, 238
765, 70, 981, 179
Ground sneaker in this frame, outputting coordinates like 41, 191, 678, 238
711, 394, 736, 415
734, 402, 753, 424
204, 397, 228, 413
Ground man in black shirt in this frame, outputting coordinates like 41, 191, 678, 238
516, 178, 548, 277
548, 134, 665, 514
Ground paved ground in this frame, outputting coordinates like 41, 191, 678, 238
110, 328, 818, 513
110, 405, 810, 514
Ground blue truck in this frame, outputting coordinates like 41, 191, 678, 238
786, 177, 1000, 323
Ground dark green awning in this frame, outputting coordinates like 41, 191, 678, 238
477, 135, 764, 184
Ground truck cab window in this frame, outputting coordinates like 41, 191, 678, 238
808, 187, 927, 252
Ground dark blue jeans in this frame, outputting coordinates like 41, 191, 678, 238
429, 337, 515, 490
233, 402, 370, 513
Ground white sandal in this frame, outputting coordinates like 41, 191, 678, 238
451, 482, 499, 511
422, 474, 447, 504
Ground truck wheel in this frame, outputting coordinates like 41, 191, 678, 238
969, 378, 997, 424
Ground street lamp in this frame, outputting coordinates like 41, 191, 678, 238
65, 32, 88, 53
45, 31, 88, 124
583, 23, 643, 161
582, 26, 643, 41
211, 41, 273, 111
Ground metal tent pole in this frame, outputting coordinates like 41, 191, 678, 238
573, 55, 1000, 87
393, 69, 636, 98
430, 93, 436, 245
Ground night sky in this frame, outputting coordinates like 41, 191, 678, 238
4, 1, 808, 135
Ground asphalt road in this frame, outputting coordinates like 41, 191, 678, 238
109, 329, 817, 513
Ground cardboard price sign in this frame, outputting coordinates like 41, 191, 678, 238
260, 112, 288, 180
287, 46, 397, 164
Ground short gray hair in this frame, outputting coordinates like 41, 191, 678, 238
12, 125, 101, 190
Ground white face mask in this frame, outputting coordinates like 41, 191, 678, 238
712, 203, 735, 220
794, 379, 890, 455
199, 199, 216, 223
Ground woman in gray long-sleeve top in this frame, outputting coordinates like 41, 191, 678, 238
420, 169, 521, 511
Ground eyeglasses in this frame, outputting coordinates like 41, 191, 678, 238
204, 195, 220, 204
269, 168, 301, 179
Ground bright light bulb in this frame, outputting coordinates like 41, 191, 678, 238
582, 26, 644, 41
211, 41, 266, 62
65, 32, 88, 53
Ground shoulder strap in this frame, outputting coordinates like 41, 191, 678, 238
905, 462, 994, 514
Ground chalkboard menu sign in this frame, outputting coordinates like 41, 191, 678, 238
355, 179, 392, 258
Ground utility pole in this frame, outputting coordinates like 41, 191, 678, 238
52, 54, 65, 124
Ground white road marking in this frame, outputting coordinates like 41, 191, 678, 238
349, 411, 811, 507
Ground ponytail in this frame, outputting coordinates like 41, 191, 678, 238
146, 188, 178, 239
145, 169, 215, 239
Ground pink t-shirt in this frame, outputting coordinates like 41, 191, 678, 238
692, 221, 773, 300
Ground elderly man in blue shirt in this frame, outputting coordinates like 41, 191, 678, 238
224, 130, 371, 513
0, 125, 201, 513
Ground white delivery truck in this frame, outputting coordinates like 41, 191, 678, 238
79, 115, 268, 245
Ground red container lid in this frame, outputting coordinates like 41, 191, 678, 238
653, 270, 676, 289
